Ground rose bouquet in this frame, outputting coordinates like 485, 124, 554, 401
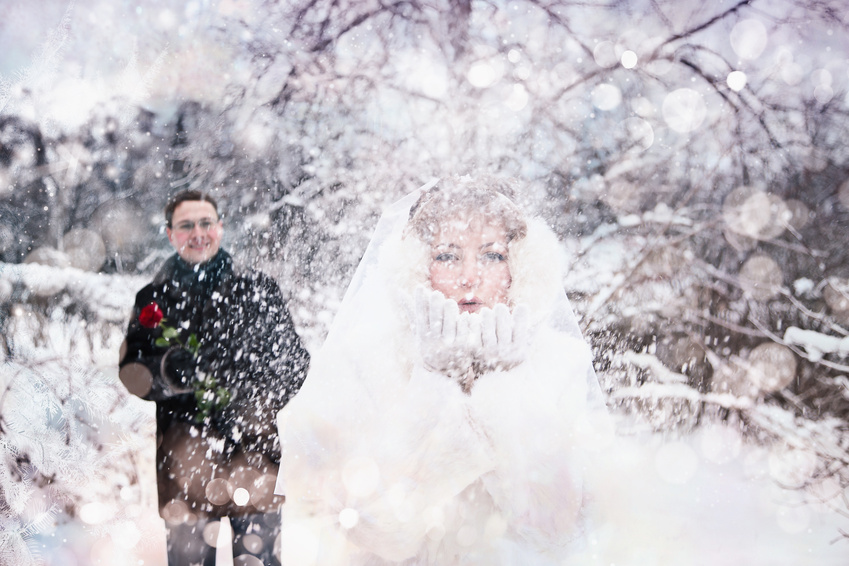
138, 302, 230, 422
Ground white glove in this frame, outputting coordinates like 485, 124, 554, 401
412, 287, 475, 379
413, 287, 472, 377
477, 303, 531, 372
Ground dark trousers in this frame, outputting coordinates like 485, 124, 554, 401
165, 512, 281, 566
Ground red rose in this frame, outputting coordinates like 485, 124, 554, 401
139, 303, 164, 328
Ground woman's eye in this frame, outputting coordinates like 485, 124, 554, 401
435, 252, 459, 262
481, 251, 506, 262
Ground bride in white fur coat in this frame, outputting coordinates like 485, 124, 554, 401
275, 176, 609, 565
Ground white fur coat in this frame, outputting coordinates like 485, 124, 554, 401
276, 216, 606, 565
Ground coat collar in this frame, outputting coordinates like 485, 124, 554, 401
153, 249, 234, 298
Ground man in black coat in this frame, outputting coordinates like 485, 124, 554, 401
119, 190, 310, 565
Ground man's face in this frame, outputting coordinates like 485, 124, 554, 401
166, 200, 223, 265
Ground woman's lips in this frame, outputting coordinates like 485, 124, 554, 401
459, 298, 482, 313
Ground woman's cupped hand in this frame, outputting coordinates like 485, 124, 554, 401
412, 286, 532, 389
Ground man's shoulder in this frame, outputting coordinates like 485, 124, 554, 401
133, 255, 183, 307
221, 268, 285, 303
229, 266, 280, 288
133, 281, 159, 306
134, 256, 177, 296
150, 254, 181, 285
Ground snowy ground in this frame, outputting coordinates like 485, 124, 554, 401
29, 416, 849, 565
584, 424, 849, 566
2, 266, 848, 565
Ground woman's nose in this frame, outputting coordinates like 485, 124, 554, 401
458, 258, 480, 288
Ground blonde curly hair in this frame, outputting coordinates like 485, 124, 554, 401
404, 176, 528, 245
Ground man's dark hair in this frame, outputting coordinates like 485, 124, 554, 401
164, 190, 220, 227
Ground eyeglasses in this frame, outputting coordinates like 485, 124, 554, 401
172, 218, 219, 233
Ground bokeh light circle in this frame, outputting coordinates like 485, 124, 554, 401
662, 88, 706, 133
747, 342, 796, 393
593, 41, 618, 68
739, 254, 783, 300
730, 19, 768, 60
339, 507, 359, 529
591, 83, 622, 110
623, 117, 654, 151
727, 70, 747, 92
621, 50, 638, 69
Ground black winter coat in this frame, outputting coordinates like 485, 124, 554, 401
119, 250, 309, 519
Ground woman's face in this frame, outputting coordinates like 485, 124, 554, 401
428, 216, 511, 313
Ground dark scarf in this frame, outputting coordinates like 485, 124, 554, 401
153, 249, 233, 302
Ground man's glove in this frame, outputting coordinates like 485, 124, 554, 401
160, 347, 196, 394
479, 303, 531, 372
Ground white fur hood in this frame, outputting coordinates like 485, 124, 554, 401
381, 215, 568, 327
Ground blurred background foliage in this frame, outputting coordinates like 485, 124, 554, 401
2, 0, 849, 561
